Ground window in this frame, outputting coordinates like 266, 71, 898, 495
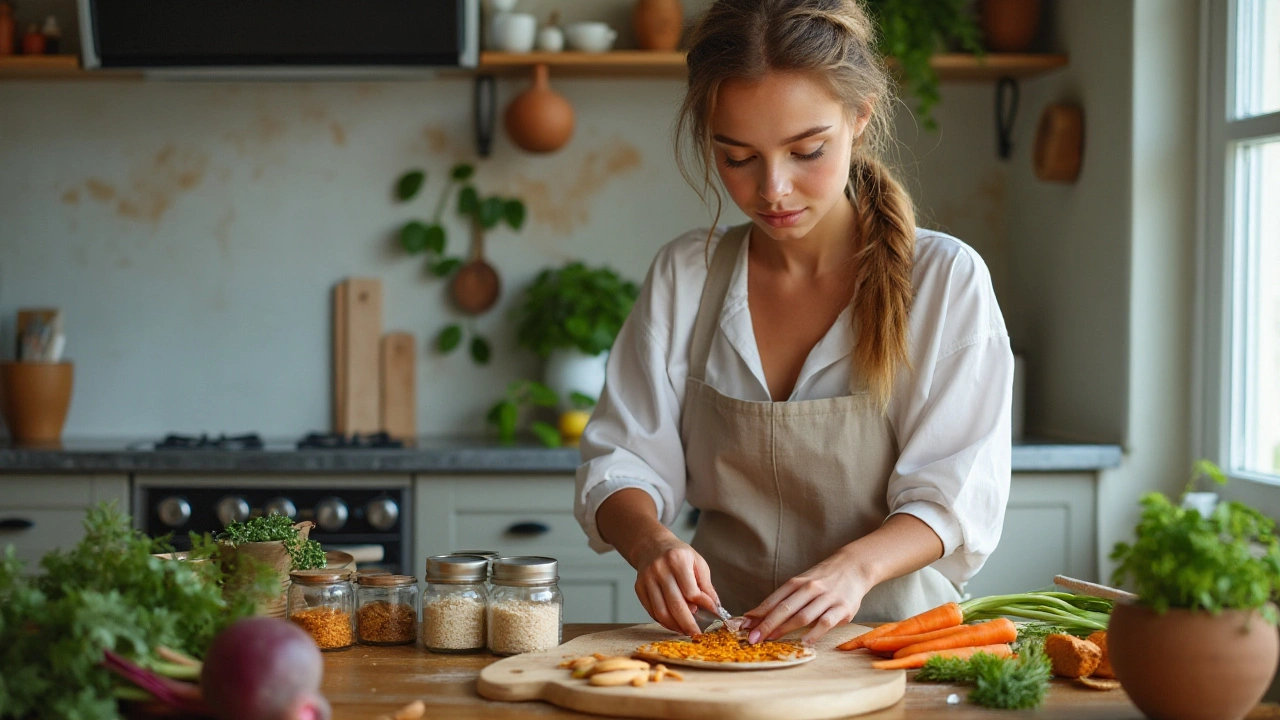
1200, 0, 1280, 483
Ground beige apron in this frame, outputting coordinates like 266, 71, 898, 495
680, 224, 960, 622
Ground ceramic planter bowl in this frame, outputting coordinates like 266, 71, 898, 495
1108, 602, 1278, 720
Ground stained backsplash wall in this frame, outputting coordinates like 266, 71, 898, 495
0, 72, 1010, 438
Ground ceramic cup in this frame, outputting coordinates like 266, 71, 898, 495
537, 25, 565, 52
564, 22, 617, 52
492, 13, 537, 53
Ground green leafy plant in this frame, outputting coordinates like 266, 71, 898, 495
864, 0, 983, 130
1110, 459, 1280, 622
916, 647, 1051, 710
513, 262, 640, 360
0, 503, 274, 719
395, 163, 527, 365
486, 380, 561, 447
216, 514, 326, 571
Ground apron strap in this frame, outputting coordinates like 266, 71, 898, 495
688, 223, 751, 383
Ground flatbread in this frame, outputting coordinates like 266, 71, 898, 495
633, 645, 817, 671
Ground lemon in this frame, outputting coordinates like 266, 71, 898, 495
558, 410, 591, 443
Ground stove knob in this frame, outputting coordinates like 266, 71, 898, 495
215, 496, 251, 527
366, 496, 399, 531
315, 498, 349, 532
157, 496, 192, 528
263, 497, 297, 520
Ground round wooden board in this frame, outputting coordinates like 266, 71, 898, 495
632, 645, 816, 671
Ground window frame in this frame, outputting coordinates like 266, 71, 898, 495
1196, 0, 1280, 485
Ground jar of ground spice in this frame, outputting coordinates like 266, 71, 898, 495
488, 556, 562, 656
287, 569, 355, 651
422, 555, 489, 654
356, 574, 419, 646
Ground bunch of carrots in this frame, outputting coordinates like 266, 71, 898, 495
838, 602, 1017, 670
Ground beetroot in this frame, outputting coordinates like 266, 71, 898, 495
201, 617, 331, 720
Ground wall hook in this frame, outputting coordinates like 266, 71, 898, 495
474, 74, 497, 158
995, 76, 1020, 160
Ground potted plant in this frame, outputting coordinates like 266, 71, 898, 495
216, 514, 327, 618
1107, 460, 1280, 720
512, 261, 639, 408
863, 0, 983, 130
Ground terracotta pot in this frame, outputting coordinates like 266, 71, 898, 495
504, 63, 574, 153
634, 0, 683, 51
980, 0, 1041, 53
1108, 602, 1278, 720
0, 361, 73, 444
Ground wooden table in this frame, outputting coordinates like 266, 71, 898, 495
323, 624, 1145, 720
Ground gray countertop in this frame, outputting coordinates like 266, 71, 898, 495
0, 436, 1122, 474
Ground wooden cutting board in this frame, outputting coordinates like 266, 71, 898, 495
334, 278, 382, 434
476, 623, 903, 720
379, 332, 416, 439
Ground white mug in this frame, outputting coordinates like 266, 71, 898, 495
564, 21, 617, 53
537, 26, 565, 53
492, 13, 537, 53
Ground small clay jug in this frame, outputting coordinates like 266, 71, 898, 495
504, 63, 574, 153
1108, 602, 1279, 720
633, 0, 683, 51
980, 0, 1041, 53
0, 361, 73, 444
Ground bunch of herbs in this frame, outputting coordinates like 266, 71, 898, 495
916, 647, 1051, 710
216, 514, 326, 571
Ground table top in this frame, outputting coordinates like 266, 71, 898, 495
322, 624, 1145, 720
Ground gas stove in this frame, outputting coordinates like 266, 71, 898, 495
136, 431, 407, 451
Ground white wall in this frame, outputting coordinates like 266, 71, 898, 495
0, 23, 1009, 439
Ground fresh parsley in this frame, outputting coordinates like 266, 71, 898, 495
216, 514, 326, 571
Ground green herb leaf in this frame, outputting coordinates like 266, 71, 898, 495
531, 421, 562, 448
451, 164, 475, 181
478, 197, 504, 229
471, 335, 492, 364
497, 402, 518, 443
424, 223, 447, 255
400, 221, 429, 253
569, 391, 597, 410
437, 324, 463, 353
527, 381, 560, 407
458, 185, 479, 216
396, 169, 425, 201
428, 257, 463, 277
217, 514, 325, 571
503, 199, 527, 230
513, 262, 640, 358
968, 647, 1051, 710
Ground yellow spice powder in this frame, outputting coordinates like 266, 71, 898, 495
641, 628, 806, 663
290, 607, 354, 649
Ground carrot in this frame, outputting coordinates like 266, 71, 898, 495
893, 617, 1018, 659
871, 643, 1013, 670
836, 621, 900, 651
863, 623, 973, 654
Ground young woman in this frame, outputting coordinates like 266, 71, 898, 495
575, 0, 1013, 646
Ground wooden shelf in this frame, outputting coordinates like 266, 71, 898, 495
0, 54, 81, 78
478, 51, 1069, 81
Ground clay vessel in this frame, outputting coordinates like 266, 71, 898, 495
980, 0, 1041, 53
634, 0, 683, 51
1108, 602, 1279, 720
0, 361, 73, 444
504, 63, 574, 153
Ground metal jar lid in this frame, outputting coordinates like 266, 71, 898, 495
491, 556, 559, 586
289, 568, 353, 585
450, 550, 499, 558
357, 573, 416, 587
425, 554, 489, 583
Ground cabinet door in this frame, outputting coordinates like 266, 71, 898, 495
0, 475, 129, 573
963, 472, 1098, 597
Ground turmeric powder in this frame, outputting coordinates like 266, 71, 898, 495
636, 628, 809, 664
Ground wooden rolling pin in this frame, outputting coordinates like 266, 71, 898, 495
1053, 575, 1138, 603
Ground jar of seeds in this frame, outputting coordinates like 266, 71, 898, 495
422, 555, 489, 653
488, 556, 562, 655
287, 569, 355, 651
449, 550, 499, 585
356, 574, 419, 645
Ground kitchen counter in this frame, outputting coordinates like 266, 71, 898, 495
0, 437, 1122, 474
322, 624, 1143, 720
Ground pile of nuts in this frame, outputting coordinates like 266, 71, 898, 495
557, 654, 684, 688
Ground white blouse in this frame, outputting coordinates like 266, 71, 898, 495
575, 226, 1014, 588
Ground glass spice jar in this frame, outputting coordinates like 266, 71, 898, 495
488, 556, 562, 656
449, 550, 499, 586
422, 555, 489, 654
356, 574, 419, 646
287, 568, 355, 651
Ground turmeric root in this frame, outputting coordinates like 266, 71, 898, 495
1045, 634, 1102, 678
1086, 631, 1114, 679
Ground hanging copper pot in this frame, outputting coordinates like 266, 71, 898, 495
504, 63, 574, 153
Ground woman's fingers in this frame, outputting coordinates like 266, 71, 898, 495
658, 573, 702, 636
802, 606, 851, 646
747, 580, 819, 643
693, 558, 722, 611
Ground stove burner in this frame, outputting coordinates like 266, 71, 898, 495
156, 433, 265, 451
296, 431, 405, 450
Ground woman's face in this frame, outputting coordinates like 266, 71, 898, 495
710, 72, 867, 244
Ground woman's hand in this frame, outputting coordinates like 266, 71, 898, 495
741, 550, 872, 646
631, 536, 722, 637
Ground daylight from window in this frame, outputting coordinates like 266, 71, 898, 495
1237, 0, 1279, 117
1242, 140, 1280, 476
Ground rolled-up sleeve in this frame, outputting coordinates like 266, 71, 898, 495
575, 261, 688, 554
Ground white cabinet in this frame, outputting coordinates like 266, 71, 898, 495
0, 475, 130, 573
